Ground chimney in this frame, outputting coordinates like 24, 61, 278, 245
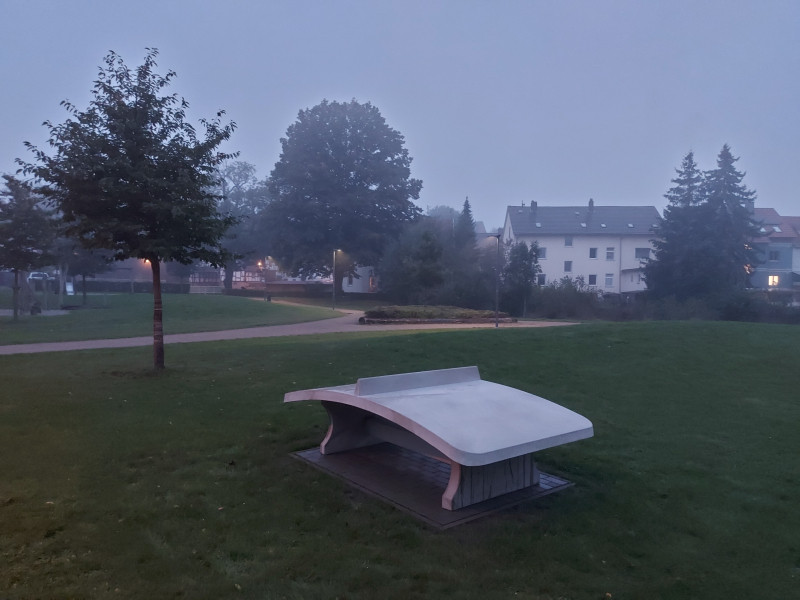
588, 198, 594, 211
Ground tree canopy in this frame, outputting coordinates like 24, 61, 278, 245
217, 161, 271, 289
0, 175, 56, 319
645, 146, 760, 301
19, 49, 237, 368
501, 240, 541, 317
264, 99, 422, 282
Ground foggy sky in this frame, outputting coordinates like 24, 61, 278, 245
2, 0, 798, 229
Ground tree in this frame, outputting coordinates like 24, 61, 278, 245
0, 175, 56, 320
645, 151, 707, 300
701, 145, 760, 291
453, 197, 477, 252
264, 99, 422, 289
379, 220, 444, 304
64, 244, 113, 305
501, 240, 541, 316
217, 161, 271, 289
645, 147, 759, 301
20, 49, 237, 369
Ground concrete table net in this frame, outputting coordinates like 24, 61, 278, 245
284, 366, 593, 511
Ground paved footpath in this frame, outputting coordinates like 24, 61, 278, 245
0, 308, 577, 356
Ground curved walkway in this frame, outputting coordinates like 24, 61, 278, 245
0, 309, 577, 356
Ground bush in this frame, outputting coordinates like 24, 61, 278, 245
364, 305, 505, 320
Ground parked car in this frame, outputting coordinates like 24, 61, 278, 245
27, 272, 50, 282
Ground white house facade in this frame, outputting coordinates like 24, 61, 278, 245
502, 200, 661, 295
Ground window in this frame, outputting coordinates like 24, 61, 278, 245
564, 261, 572, 273
537, 273, 546, 286
565, 236, 573, 247
768, 275, 780, 287
538, 247, 547, 259
635, 247, 650, 259
769, 250, 779, 261
605, 273, 614, 287
347, 273, 354, 286
589, 247, 598, 259
606, 247, 615, 260
588, 274, 597, 286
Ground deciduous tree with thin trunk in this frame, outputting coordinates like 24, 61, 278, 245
0, 175, 56, 320
19, 49, 237, 369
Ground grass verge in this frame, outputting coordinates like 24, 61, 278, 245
1, 321, 799, 599
0, 291, 339, 344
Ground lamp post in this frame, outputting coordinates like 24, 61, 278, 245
257, 260, 267, 301
332, 249, 340, 310
489, 234, 501, 328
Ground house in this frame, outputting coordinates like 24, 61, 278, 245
502, 199, 661, 295
341, 265, 379, 294
751, 208, 800, 302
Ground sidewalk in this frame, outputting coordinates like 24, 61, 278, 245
0, 309, 577, 356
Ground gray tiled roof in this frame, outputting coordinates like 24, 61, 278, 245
506, 204, 661, 236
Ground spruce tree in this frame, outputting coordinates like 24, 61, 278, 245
645, 151, 707, 299
701, 144, 760, 292
645, 147, 760, 301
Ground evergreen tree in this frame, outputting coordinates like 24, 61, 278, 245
645, 147, 759, 301
501, 240, 541, 316
701, 144, 760, 291
379, 221, 444, 305
453, 197, 477, 251
645, 151, 707, 299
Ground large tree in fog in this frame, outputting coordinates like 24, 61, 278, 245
264, 100, 422, 285
645, 147, 759, 300
20, 49, 237, 369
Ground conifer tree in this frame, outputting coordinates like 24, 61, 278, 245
645, 147, 760, 301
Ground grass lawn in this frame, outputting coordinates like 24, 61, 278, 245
1, 321, 799, 599
0, 289, 339, 344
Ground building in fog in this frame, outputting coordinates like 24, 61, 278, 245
751, 208, 800, 302
502, 199, 661, 296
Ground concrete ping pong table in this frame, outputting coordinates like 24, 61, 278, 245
285, 366, 593, 511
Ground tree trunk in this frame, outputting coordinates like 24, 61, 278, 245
151, 260, 165, 370
223, 264, 234, 290
12, 269, 20, 321
82, 274, 88, 305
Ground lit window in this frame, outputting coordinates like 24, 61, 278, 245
564, 261, 572, 273
565, 236, 573, 247
606, 247, 615, 260
589, 247, 598, 259
588, 274, 597, 286
605, 273, 614, 287
768, 275, 780, 287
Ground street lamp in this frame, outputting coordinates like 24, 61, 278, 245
489, 234, 502, 328
257, 260, 267, 301
332, 249, 341, 310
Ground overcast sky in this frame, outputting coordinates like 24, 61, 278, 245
3, 0, 798, 229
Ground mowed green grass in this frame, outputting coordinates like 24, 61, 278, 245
1, 321, 799, 599
0, 290, 339, 344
